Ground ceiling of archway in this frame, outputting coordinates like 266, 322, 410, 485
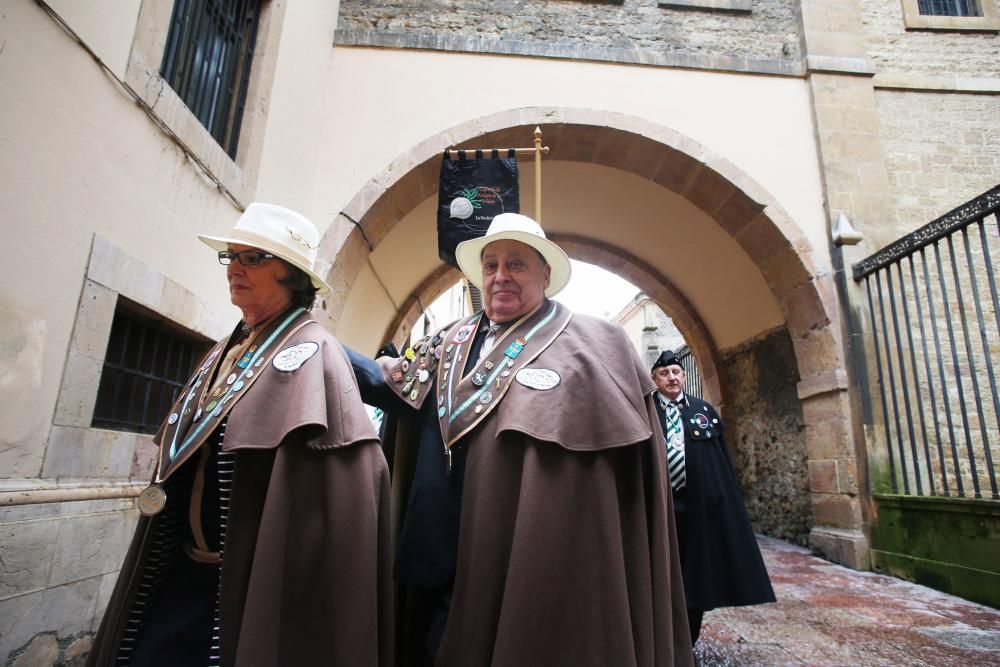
338, 160, 783, 352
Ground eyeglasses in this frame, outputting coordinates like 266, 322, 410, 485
218, 250, 276, 266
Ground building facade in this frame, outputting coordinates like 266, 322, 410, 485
612, 293, 688, 370
1, 0, 997, 661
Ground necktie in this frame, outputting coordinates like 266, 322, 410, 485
479, 321, 503, 361
664, 399, 686, 492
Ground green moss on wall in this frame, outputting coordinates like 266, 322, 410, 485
868, 458, 895, 495
871, 494, 1000, 607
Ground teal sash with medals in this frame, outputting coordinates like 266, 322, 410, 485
435, 301, 571, 468
138, 307, 312, 515
382, 300, 572, 473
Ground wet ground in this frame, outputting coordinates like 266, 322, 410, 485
695, 536, 1000, 666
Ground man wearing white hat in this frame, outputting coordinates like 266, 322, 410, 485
350, 213, 693, 666
90, 204, 392, 666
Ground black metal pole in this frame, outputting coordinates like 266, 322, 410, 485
943, 236, 981, 498
933, 242, 967, 497
960, 228, 998, 498
878, 271, 910, 493
916, 249, 951, 495
902, 256, 936, 495
889, 262, 923, 494
866, 276, 897, 493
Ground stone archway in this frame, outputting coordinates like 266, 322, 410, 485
317, 107, 868, 568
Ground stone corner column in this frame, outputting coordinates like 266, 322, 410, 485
799, 376, 871, 570
797, 0, 893, 571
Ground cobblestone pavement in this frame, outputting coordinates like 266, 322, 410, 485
694, 536, 1000, 666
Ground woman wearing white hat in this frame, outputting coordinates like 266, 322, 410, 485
89, 204, 392, 666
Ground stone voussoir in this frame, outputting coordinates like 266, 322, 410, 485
758, 238, 817, 300
683, 163, 738, 216
340, 179, 388, 230
711, 189, 766, 237
620, 137, 670, 180
706, 157, 774, 207
734, 210, 794, 267
652, 150, 702, 193
782, 277, 835, 335
593, 128, 640, 168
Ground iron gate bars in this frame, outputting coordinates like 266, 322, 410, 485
853, 185, 1000, 499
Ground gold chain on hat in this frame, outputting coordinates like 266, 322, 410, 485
286, 226, 318, 250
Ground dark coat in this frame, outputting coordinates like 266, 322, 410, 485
88, 313, 393, 666
654, 394, 775, 612
357, 301, 694, 667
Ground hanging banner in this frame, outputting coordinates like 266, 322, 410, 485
437, 149, 519, 267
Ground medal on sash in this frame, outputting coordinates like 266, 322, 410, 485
137, 484, 167, 516
135, 343, 224, 517
236, 345, 257, 369
139, 308, 312, 515
436, 302, 570, 460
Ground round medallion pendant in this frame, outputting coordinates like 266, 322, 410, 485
137, 485, 167, 516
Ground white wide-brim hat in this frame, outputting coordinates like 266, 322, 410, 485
198, 202, 331, 294
455, 213, 571, 298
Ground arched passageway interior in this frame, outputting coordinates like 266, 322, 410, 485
314, 109, 866, 564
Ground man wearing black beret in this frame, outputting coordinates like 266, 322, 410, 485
652, 350, 775, 644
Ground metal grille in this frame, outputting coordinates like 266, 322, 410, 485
853, 185, 1000, 500
92, 300, 211, 434
161, 0, 261, 158
676, 346, 703, 399
917, 0, 980, 16
468, 283, 483, 313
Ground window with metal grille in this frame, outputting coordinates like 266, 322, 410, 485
918, 0, 981, 16
161, 0, 262, 158
92, 300, 211, 434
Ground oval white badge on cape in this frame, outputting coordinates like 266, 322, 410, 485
515, 367, 560, 390
272, 342, 319, 372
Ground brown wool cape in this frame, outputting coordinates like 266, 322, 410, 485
383, 304, 694, 666
88, 313, 393, 666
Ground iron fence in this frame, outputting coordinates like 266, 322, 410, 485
675, 345, 703, 400
853, 185, 1000, 499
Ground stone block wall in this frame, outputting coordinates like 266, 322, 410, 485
861, 85, 998, 503
859, 0, 1000, 79
0, 236, 228, 664
876, 90, 1000, 234
719, 327, 812, 543
336, 0, 804, 72
0, 498, 137, 664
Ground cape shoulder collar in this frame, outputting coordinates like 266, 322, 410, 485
153, 307, 313, 482
436, 300, 571, 449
